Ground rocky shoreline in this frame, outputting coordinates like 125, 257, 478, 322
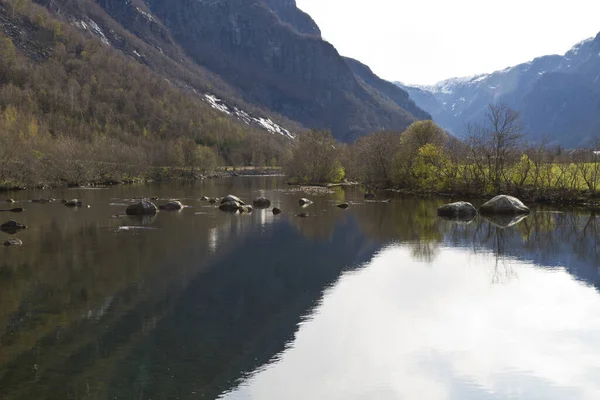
384, 187, 600, 211
0, 168, 284, 192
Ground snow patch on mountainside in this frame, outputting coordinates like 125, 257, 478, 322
418, 74, 490, 95
74, 19, 110, 46
567, 38, 593, 57
204, 95, 295, 139
70, 17, 294, 139
397, 33, 600, 145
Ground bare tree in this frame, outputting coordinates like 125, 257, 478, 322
467, 103, 524, 192
283, 130, 344, 183
354, 130, 401, 186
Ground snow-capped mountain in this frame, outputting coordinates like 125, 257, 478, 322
397, 33, 600, 147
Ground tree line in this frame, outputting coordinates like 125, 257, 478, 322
285, 103, 600, 202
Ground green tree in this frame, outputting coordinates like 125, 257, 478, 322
393, 120, 447, 187
411, 144, 450, 190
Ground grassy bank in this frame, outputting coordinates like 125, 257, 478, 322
283, 117, 600, 210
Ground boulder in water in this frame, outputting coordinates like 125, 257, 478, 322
299, 198, 313, 206
3, 238, 23, 247
158, 200, 184, 211
64, 199, 84, 207
253, 197, 271, 208
200, 196, 210, 201
479, 195, 530, 215
272, 207, 282, 215
5, 199, 15, 203
219, 201, 242, 212
239, 205, 254, 213
337, 203, 350, 209
437, 202, 477, 219
364, 193, 376, 199
221, 195, 245, 205
1, 220, 27, 234
126, 201, 158, 216
296, 212, 309, 218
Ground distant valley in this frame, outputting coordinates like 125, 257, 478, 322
398, 32, 600, 147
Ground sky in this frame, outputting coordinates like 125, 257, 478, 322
296, 0, 600, 85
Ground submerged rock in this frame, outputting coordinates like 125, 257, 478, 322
296, 212, 309, 218
3, 238, 23, 247
437, 202, 477, 219
239, 205, 254, 213
5, 199, 15, 203
208, 198, 218, 204
253, 197, 271, 208
9, 208, 25, 213
272, 207, 282, 215
364, 193, 376, 199
126, 201, 158, 216
219, 201, 242, 212
299, 198, 313, 206
200, 196, 210, 201
159, 200, 184, 211
31, 199, 53, 204
1, 220, 27, 229
1, 220, 27, 234
64, 199, 84, 207
337, 203, 350, 209
479, 195, 530, 215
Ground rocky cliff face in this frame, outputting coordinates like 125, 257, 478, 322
263, 0, 321, 36
399, 33, 600, 147
36, 0, 427, 142
138, 0, 425, 141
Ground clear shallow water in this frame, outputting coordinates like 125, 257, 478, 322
1, 177, 599, 400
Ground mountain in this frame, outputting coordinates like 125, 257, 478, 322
263, 0, 321, 36
398, 33, 600, 147
343, 57, 430, 122
34, 0, 427, 142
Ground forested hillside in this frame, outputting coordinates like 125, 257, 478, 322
0, 0, 287, 188
81, 0, 427, 142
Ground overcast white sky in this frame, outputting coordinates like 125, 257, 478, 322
296, 0, 600, 85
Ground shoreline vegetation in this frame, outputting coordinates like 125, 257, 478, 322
283, 105, 600, 211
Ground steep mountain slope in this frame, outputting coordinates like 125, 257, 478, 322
37, 0, 427, 142
0, 0, 295, 189
399, 33, 600, 147
343, 57, 431, 122
263, 0, 321, 36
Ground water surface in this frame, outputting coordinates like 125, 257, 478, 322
1, 177, 599, 400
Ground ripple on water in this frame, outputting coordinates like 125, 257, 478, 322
116, 226, 158, 233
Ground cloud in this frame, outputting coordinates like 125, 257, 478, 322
297, 0, 600, 84
221, 246, 600, 400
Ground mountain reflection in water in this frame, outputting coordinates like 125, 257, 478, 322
0, 177, 598, 400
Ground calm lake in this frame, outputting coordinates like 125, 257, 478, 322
1, 177, 599, 400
